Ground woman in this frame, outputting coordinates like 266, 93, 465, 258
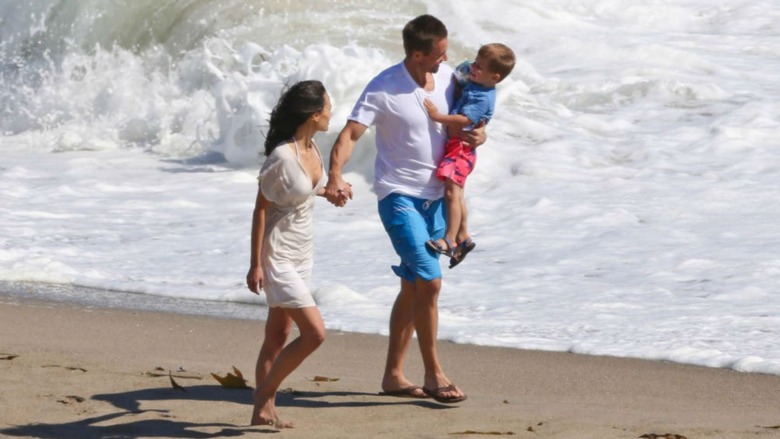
246, 80, 334, 428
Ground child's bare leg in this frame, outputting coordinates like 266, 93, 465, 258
456, 189, 470, 244
434, 178, 462, 252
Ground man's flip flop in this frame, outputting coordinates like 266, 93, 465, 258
449, 238, 476, 269
422, 384, 467, 404
379, 385, 429, 399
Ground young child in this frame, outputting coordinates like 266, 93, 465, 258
424, 43, 515, 268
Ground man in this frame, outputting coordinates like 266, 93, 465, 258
325, 14, 484, 404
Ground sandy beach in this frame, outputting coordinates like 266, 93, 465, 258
1, 296, 779, 439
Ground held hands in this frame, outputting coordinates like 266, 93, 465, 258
246, 266, 263, 294
324, 178, 353, 207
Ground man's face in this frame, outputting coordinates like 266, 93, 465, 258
421, 38, 448, 73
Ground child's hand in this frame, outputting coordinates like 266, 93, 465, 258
423, 98, 440, 118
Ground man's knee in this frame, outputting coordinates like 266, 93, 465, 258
414, 278, 441, 300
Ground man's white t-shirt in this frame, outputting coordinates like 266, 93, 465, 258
349, 62, 456, 201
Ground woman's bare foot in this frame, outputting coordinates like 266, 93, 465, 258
251, 415, 294, 429
250, 408, 294, 429
250, 392, 294, 428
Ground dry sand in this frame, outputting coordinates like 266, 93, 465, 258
1, 296, 779, 438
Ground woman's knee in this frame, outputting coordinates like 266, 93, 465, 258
302, 326, 326, 349
289, 307, 326, 349
264, 324, 292, 351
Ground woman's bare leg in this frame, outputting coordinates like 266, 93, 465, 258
254, 308, 292, 388
251, 306, 326, 427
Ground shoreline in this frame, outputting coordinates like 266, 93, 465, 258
5, 281, 778, 379
2, 295, 780, 438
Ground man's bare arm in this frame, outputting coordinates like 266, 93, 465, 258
325, 120, 368, 206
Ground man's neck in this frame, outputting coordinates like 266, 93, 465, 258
403, 59, 432, 89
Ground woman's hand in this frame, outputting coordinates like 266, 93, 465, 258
246, 266, 263, 294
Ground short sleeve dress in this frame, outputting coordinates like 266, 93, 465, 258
258, 140, 325, 308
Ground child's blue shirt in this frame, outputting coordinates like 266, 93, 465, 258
450, 82, 496, 130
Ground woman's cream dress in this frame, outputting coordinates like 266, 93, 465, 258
258, 140, 325, 308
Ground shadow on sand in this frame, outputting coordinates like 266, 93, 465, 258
0, 384, 451, 438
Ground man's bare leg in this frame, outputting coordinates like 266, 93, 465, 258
381, 278, 426, 397
413, 277, 465, 400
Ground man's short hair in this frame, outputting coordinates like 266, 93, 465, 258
478, 43, 516, 82
402, 15, 448, 56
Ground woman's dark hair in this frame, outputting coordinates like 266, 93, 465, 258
264, 80, 326, 156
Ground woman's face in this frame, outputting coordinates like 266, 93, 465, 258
315, 93, 332, 132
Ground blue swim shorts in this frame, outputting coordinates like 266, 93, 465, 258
377, 193, 446, 282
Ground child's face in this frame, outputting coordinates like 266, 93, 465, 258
469, 55, 499, 87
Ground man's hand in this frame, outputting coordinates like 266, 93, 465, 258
458, 120, 487, 149
326, 121, 366, 207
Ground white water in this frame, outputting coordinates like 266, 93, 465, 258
1, 0, 779, 375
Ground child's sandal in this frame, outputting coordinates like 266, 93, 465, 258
426, 237, 455, 257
